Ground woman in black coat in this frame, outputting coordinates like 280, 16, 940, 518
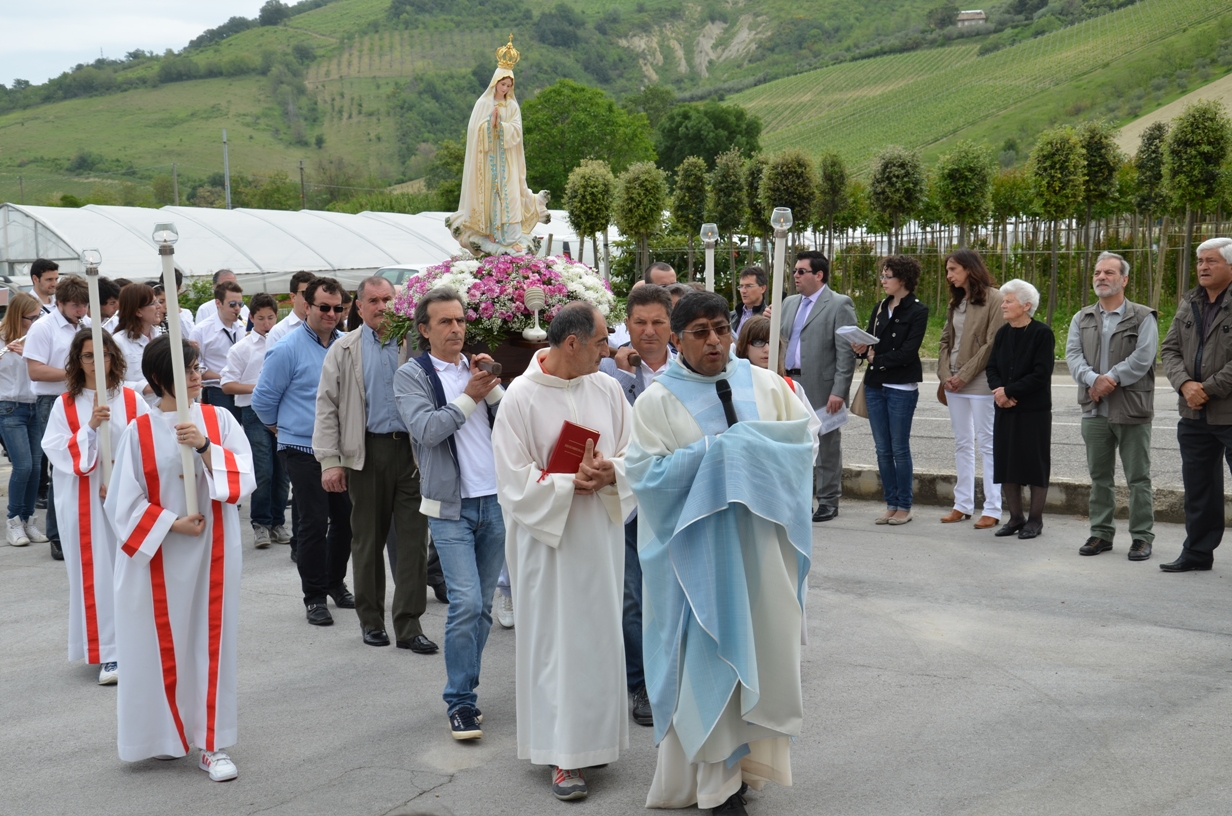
851, 255, 929, 525
986, 278, 1055, 539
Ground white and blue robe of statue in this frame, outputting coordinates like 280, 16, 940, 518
628, 356, 816, 810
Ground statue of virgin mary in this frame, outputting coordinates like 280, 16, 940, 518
446, 35, 550, 257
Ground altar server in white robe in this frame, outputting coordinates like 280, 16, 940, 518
492, 302, 637, 803
43, 329, 147, 685
105, 335, 255, 782
628, 292, 816, 816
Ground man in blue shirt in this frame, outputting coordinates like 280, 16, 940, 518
252, 277, 354, 627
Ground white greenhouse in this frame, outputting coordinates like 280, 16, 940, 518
0, 203, 599, 293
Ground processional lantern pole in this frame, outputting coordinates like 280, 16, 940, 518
767, 207, 793, 370
700, 223, 718, 293
80, 249, 112, 483
152, 222, 198, 516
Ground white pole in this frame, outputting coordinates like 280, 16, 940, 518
222, 128, 232, 211
160, 245, 198, 515
83, 262, 112, 483
704, 241, 715, 292
767, 227, 789, 372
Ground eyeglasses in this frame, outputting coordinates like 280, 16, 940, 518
315, 303, 346, 314
80, 352, 114, 362
749, 339, 768, 348
680, 323, 732, 340
226, 300, 243, 309
737, 284, 763, 291
194, 364, 207, 374
22, 314, 39, 322
793, 267, 813, 276
879, 273, 896, 280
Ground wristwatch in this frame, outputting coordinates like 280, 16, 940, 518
195, 438, 211, 455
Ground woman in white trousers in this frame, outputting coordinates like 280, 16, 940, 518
937, 249, 1005, 528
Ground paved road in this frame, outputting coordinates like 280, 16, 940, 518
5, 501, 1232, 815
845, 372, 1188, 488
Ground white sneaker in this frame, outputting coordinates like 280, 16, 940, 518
271, 524, 292, 544
7, 517, 29, 547
24, 518, 49, 544
199, 749, 238, 781
252, 524, 271, 549
495, 590, 514, 629
98, 662, 118, 685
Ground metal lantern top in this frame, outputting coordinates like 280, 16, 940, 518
700, 223, 719, 244
79, 248, 102, 268
771, 207, 793, 232
152, 222, 179, 245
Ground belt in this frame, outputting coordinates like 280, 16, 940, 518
366, 430, 409, 440
785, 368, 802, 376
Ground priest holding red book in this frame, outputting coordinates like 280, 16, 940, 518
492, 301, 637, 803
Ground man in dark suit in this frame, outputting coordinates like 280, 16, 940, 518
780, 251, 858, 522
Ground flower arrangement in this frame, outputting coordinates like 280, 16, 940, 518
385, 254, 620, 350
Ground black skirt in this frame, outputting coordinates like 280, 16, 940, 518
992, 408, 1051, 486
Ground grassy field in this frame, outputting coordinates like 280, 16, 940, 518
735, 0, 1232, 172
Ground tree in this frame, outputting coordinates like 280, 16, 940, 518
1135, 121, 1169, 308
563, 159, 616, 272
760, 149, 817, 251
424, 140, 466, 211
246, 170, 300, 210
623, 84, 676, 129
1030, 126, 1086, 325
991, 165, 1032, 268
1077, 120, 1123, 290
613, 161, 668, 273
151, 174, 176, 206
710, 149, 746, 284
869, 146, 925, 252
258, 0, 291, 26
816, 152, 849, 261
933, 140, 995, 248
926, 2, 959, 29
654, 101, 762, 173
1165, 100, 1232, 296
671, 156, 708, 279
743, 153, 769, 264
523, 79, 656, 203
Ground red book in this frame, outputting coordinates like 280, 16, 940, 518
543, 420, 602, 475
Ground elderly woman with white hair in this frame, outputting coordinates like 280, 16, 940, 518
985, 279, 1055, 539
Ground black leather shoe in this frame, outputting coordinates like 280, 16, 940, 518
328, 584, 355, 609
631, 686, 653, 727
812, 505, 838, 523
712, 791, 748, 815
431, 582, 449, 604
1017, 522, 1042, 540
362, 627, 390, 647
49, 539, 63, 561
994, 521, 1024, 537
397, 634, 439, 654
290, 547, 297, 563
35, 495, 47, 510
1128, 539, 1152, 561
306, 603, 333, 626
1079, 536, 1112, 556
1160, 552, 1212, 572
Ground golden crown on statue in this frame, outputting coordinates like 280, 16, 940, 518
496, 34, 521, 70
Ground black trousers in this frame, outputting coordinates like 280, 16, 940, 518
281, 448, 352, 606
1177, 417, 1232, 556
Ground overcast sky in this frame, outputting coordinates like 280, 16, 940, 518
1, 1, 264, 88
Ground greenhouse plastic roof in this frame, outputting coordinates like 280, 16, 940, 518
0, 203, 599, 292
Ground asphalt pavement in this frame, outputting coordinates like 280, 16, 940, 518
5, 500, 1232, 816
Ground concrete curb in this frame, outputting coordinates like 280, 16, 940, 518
842, 465, 1206, 525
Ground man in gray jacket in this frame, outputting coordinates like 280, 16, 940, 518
395, 287, 504, 741
779, 250, 858, 522
1065, 252, 1158, 562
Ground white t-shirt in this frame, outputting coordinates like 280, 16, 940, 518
430, 353, 499, 499
24, 308, 89, 397
220, 331, 268, 408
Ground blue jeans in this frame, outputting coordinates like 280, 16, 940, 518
203, 386, 240, 421
241, 407, 289, 529
623, 516, 644, 693
428, 495, 505, 715
34, 395, 58, 540
0, 401, 42, 520
865, 385, 919, 511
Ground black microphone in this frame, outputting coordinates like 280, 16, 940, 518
715, 379, 738, 428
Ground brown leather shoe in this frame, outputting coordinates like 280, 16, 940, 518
940, 510, 971, 523
973, 515, 999, 529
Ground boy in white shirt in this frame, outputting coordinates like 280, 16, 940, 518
192, 281, 245, 420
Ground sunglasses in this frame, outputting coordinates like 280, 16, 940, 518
315, 303, 347, 314
679, 323, 732, 339
226, 300, 243, 309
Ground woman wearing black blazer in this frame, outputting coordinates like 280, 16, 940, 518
986, 278, 1055, 539
851, 256, 929, 525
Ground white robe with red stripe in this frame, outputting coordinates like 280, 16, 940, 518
43, 387, 146, 665
105, 404, 255, 761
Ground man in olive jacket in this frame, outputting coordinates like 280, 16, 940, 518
1065, 252, 1158, 562
1159, 237, 1232, 572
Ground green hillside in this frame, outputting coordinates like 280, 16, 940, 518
735, 0, 1232, 172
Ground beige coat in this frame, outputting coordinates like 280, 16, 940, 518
937, 286, 1005, 385
313, 327, 410, 472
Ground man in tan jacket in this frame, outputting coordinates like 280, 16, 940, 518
315, 277, 435, 652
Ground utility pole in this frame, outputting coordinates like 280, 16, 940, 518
18, 176, 23, 205
172, 162, 180, 206
222, 128, 232, 210
299, 159, 306, 210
